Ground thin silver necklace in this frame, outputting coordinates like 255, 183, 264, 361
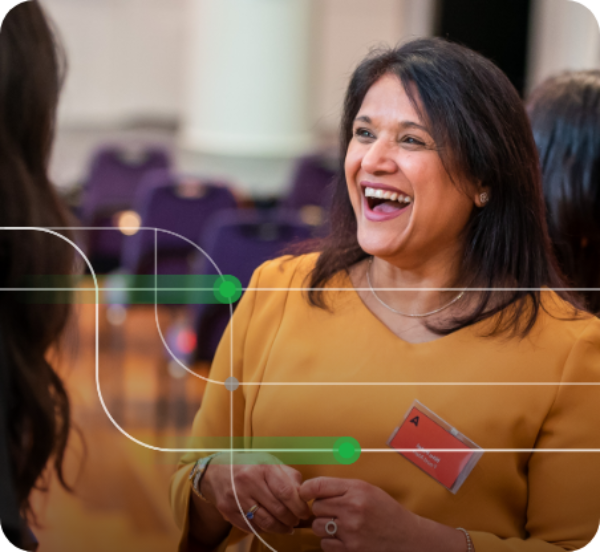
366, 257, 465, 318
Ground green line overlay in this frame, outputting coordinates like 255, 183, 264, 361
171, 437, 362, 465
17, 275, 243, 305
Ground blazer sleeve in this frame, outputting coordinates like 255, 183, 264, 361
469, 318, 600, 551
169, 262, 269, 552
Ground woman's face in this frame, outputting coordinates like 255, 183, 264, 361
345, 74, 481, 269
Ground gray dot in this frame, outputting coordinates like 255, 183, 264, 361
225, 376, 239, 392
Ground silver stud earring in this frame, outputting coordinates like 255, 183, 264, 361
479, 192, 489, 205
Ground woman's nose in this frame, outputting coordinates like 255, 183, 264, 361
360, 139, 397, 175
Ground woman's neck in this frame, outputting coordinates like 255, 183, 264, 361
368, 249, 464, 316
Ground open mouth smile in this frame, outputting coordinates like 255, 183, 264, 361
361, 183, 413, 222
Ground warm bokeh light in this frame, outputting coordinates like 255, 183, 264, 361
299, 204, 324, 226
115, 210, 141, 236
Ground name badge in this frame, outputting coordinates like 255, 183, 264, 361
388, 400, 482, 493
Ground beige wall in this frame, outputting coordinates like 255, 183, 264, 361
313, 0, 436, 133
527, 0, 600, 93
42, 0, 187, 126
42, 0, 600, 132
43, 0, 439, 135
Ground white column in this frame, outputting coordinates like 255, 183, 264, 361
401, 0, 437, 39
527, 0, 600, 93
180, 0, 314, 157
313, 0, 434, 135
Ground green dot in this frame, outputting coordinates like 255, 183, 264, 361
219, 281, 236, 298
339, 442, 354, 458
333, 437, 361, 465
213, 275, 242, 304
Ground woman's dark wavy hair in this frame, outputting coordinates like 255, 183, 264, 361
527, 71, 600, 314
306, 37, 577, 336
0, 1, 74, 521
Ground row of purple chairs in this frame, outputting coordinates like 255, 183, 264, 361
121, 170, 237, 275
81, 145, 172, 271
79, 145, 337, 273
78, 144, 338, 361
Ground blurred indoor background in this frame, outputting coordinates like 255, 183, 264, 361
46, 0, 600, 198
27, 1, 600, 551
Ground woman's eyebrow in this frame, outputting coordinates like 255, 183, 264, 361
399, 120, 429, 132
354, 115, 429, 133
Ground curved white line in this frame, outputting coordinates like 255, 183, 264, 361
0, 226, 278, 550
0, 227, 216, 453
7, 226, 600, 551
147, 228, 271, 547
151, 228, 228, 384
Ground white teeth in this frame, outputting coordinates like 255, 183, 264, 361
363, 186, 413, 204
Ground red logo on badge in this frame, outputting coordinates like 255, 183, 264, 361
389, 406, 474, 489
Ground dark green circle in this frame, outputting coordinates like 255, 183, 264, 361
213, 275, 242, 304
219, 281, 236, 298
333, 436, 361, 465
339, 442, 354, 458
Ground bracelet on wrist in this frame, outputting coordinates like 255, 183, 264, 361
189, 453, 220, 503
456, 527, 474, 552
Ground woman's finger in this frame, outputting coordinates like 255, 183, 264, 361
311, 496, 344, 519
265, 466, 311, 520
225, 500, 290, 536
300, 477, 349, 502
250, 503, 295, 534
250, 480, 300, 528
312, 517, 342, 539
229, 465, 298, 528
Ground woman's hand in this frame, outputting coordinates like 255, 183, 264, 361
299, 477, 467, 552
201, 452, 311, 536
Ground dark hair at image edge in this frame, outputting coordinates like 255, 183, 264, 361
527, 70, 600, 314
303, 37, 580, 336
0, 1, 76, 522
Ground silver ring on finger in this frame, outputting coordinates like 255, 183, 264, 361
325, 518, 338, 537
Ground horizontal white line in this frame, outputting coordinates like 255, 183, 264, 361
154, 448, 600, 454
235, 381, 600, 386
0, 288, 218, 291
4, 287, 600, 292
244, 288, 600, 292
364, 448, 599, 453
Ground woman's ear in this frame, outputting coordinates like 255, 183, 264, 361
474, 186, 491, 208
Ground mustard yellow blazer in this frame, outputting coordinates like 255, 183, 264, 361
170, 254, 600, 551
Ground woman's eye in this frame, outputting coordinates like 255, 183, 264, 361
354, 128, 374, 140
403, 136, 425, 146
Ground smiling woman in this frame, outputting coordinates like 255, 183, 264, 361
308, 39, 576, 340
171, 38, 600, 552
344, 74, 483, 330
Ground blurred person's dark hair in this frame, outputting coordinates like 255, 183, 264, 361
0, 0, 75, 543
303, 37, 577, 335
527, 71, 600, 314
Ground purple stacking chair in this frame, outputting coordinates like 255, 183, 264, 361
191, 209, 313, 362
81, 145, 171, 272
121, 170, 237, 275
282, 154, 338, 210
